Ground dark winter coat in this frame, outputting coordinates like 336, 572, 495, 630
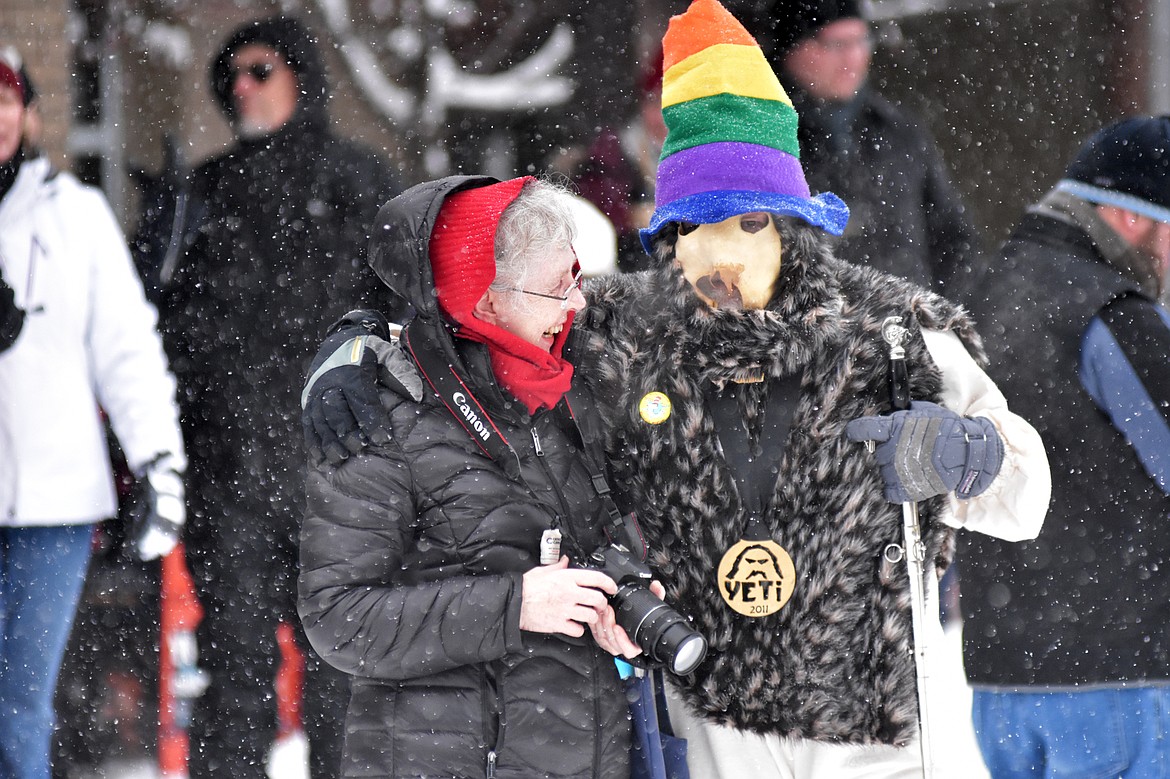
960, 211, 1170, 687
574, 218, 980, 746
159, 18, 400, 550
0, 149, 24, 353
790, 85, 980, 294
0, 272, 21, 353
298, 176, 631, 779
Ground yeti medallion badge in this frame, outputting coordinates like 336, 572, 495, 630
717, 539, 795, 617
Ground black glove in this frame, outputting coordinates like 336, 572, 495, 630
128, 454, 185, 561
845, 401, 1004, 503
0, 273, 24, 353
302, 310, 419, 466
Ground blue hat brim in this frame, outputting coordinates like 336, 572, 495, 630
638, 190, 850, 255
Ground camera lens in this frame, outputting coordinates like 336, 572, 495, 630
669, 633, 707, 677
613, 585, 708, 676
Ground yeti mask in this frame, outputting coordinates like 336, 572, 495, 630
674, 211, 783, 310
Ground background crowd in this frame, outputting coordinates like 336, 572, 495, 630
0, 0, 1168, 777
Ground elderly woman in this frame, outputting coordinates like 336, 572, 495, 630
297, 176, 645, 779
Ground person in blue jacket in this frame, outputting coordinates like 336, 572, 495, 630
959, 115, 1170, 777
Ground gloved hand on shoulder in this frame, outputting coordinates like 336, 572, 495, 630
128, 453, 185, 561
302, 309, 421, 467
845, 400, 1004, 503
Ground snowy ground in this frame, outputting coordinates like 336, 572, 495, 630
89, 625, 988, 779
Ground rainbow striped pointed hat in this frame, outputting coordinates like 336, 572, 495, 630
640, 0, 850, 253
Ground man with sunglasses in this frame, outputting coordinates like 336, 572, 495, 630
148, 15, 401, 779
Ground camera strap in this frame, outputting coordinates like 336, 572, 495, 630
564, 386, 648, 561
402, 320, 524, 481
402, 319, 644, 558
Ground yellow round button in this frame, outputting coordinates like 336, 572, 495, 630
638, 391, 672, 424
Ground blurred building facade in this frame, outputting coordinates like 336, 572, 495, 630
1, 0, 1167, 247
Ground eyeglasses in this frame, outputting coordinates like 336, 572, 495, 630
497, 269, 585, 310
229, 62, 276, 84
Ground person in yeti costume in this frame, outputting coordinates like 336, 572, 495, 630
562, 3, 1049, 775
299, 2, 1051, 776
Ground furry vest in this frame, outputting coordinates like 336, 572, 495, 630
578, 228, 980, 745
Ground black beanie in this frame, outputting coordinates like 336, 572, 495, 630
727, 0, 864, 62
1060, 116, 1170, 223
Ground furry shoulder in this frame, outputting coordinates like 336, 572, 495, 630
831, 259, 987, 366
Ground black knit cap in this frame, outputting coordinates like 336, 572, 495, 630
1061, 116, 1170, 222
726, 0, 864, 62
209, 16, 329, 124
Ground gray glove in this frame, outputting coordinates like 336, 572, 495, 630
845, 401, 1004, 503
129, 453, 185, 560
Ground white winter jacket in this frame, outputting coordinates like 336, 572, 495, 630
0, 157, 184, 526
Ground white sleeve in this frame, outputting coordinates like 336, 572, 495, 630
923, 328, 1050, 541
82, 187, 186, 474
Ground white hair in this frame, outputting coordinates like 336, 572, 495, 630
492, 178, 578, 292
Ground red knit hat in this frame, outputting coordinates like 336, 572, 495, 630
0, 59, 24, 104
427, 175, 576, 415
429, 177, 532, 324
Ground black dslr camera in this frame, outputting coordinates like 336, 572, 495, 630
583, 544, 708, 676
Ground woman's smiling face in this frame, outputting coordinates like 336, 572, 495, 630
477, 244, 585, 351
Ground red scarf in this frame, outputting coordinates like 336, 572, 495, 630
455, 311, 576, 415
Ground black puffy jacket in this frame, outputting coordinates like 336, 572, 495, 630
298, 177, 631, 779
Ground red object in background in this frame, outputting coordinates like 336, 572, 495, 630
275, 621, 304, 739
158, 546, 202, 778
157, 547, 305, 777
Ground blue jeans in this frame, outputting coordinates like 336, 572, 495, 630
973, 687, 1170, 779
0, 524, 94, 779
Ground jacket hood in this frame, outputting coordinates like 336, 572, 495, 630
367, 176, 503, 406
368, 175, 503, 322
209, 16, 329, 127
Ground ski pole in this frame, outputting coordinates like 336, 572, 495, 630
880, 315, 935, 779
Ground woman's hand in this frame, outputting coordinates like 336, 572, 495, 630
519, 557, 663, 659
520, 556, 617, 637
590, 578, 665, 659
589, 602, 642, 659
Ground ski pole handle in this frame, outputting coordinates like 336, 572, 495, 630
882, 316, 912, 412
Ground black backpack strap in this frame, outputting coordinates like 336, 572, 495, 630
564, 385, 648, 561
